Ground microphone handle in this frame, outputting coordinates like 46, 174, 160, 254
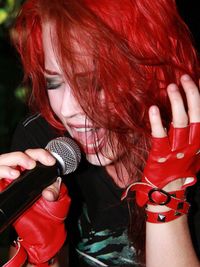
0, 162, 61, 233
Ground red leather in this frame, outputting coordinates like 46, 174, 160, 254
2, 241, 27, 267
13, 183, 70, 264
2, 240, 55, 267
0, 176, 71, 265
123, 123, 200, 207
145, 205, 189, 223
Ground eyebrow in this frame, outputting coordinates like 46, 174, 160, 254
44, 69, 95, 78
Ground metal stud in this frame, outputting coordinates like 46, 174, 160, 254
177, 202, 184, 210
157, 214, 166, 222
157, 157, 167, 163
176, 153, 184, 159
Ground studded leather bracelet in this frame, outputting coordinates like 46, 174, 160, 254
122, 185, 190, 223
122, 123, 200, 223
145, 207, 188, 223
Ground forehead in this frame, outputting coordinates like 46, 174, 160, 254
42, 23, 61, 73
42, 23, 94, 73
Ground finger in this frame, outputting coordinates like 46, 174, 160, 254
25, 148, 56, 166
0, 152, 36, 170
180, 74, 200, 123
42, 177, 61, 201
149, 106, 166, 138
167, 83, 188, 128
0, 166, 20, 179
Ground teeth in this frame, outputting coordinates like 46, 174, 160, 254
74, 128, 93, 133
70, 126, 103, 148
87, 140, 101, 148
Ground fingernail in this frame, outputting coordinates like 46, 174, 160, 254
56, 177, 62, 190
151, 106, 158, 115
47, 155, 56, 164
27, 161, 36, 169
10, 169, 19, 177
182, 74, 191, 81
168, 83, 177, 92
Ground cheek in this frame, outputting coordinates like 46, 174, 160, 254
48, 91, 62, 116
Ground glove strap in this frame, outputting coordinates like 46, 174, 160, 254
147, 188, 190, 210
2, 240, 57, 267
146, 202, 189, 223
122, 182, 190, 223
2, 241, 27, 267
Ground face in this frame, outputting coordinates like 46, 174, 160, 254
42, 24, 116, 166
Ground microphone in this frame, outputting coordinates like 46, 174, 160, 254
0, 137, 81, 233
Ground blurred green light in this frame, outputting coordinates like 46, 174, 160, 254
15, 86, 27, 102
0, 9, 8, 24
0, 0, 23, 25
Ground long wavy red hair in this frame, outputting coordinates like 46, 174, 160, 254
12, 0, 200, 261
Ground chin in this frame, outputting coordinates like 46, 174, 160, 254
86, 153, 113, 166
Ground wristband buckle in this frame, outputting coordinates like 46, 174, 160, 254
148, 188, 171, 205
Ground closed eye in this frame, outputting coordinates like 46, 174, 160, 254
45, 77, 64, 90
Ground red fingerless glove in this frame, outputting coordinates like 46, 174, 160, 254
13, 182, 70, 265
0, 175, 71, 265
122, 123, 200, 207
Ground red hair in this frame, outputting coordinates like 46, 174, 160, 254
12, 0, 200, 181
12, 0, 200, 259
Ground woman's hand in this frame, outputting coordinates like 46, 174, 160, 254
0, 149, 60, 201
0, 149, 71, 266
122, 74, 200, 208
148, 74, 200, 191
149, 74, 200, 136
146, 74, 200, 267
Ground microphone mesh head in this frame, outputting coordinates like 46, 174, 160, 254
46, 137, 81, 175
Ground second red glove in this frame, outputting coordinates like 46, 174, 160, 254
13, 182, 71, 265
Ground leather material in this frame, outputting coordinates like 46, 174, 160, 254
2, 240, 55, 267
2, 241, 27, 267
0, 176, 71, 265
145, 206, 189, 223
123, 123, 200, 207
13, 183, 70, 264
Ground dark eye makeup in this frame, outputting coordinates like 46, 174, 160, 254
45, 77, 63, 90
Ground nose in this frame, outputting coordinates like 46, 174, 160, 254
60, 84, 82, 118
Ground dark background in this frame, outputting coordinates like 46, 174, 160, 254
0, 0, 27, 154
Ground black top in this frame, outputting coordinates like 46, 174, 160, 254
11, 113, 142, 266
11, 113, 200, 265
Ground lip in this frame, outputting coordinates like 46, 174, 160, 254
67, 123, 94, 129
78, 136, 105, 154
66, 123, 106, 154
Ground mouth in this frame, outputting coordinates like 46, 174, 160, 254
67, 124, 106, 154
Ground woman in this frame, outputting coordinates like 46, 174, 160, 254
1, 0, 200, 266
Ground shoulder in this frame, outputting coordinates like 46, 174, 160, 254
21, 113, 43, 128
11, 113, 59, 151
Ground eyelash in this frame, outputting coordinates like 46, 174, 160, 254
46, 81, 63, 90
